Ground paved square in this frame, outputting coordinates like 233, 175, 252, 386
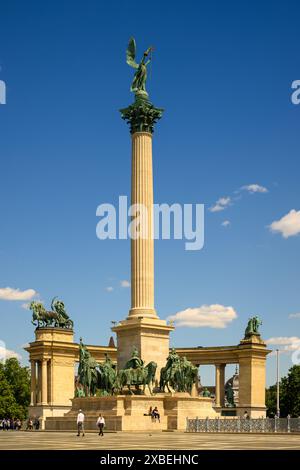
0, 431, 299, 450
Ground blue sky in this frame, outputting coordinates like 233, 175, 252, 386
0, 0, 300, 386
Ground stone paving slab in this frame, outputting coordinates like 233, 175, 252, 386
0, 431, 300, 450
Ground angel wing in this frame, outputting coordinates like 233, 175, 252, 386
126, 37, 139, 69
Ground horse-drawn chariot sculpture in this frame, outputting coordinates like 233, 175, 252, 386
30, 297, 73, 329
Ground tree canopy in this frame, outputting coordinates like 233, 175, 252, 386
0, 358, 30, 419
266, 364, 300, 417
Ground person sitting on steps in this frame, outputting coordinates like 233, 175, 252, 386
151, 406, 160, 423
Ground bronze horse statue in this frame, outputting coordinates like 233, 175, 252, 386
117, 361, 157, 395
160, 349, 198, 394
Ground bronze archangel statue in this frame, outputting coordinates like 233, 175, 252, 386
126, 37, 153, 98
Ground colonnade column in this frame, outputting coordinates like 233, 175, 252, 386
41, 359, 48, 405
30, 360, 36, 406
37, 361, 42, 404
215, 364, 226, 408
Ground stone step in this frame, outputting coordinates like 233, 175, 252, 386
45, 415, 167, 432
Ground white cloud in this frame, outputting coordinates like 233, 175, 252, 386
266, 336, 300, 352
269, 209, 300, 238
105, 286, 114, 292
21, 302, 30, 310
167, 304, 237, 328
289, 313, 300, 319
221, 220, 230, 227
241, 184, 268, 194
209, 197, 231, 213
0, 287, 37, 301
120, 280, 131, 288
0, 345, 21, 361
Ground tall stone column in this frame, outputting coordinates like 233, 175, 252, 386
30, 360, 36, 406
113, 94, 174, 377
130, 131, 156, 318
41, 359, 48, 405
215, 364, 225, 408
220, 364, 225, 407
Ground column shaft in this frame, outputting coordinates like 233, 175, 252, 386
129, 131, 157, 318
41, 359, 48, 405
37, 361, 42, 404
215, 364, 226, 408
47, 360, 52, 404
220, 364, 226, 407
215, 365, 221, 407
30, 360, 36, 406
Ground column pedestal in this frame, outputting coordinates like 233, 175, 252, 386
112, 317, 174, 384
237, 335, 269, 418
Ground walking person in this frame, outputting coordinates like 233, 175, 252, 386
27, 418, 33, 431
76, 409, 85, 437
96, 414, 105, 436
34, 417, 40, 430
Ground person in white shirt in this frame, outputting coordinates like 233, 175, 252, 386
77, 409, 85, 437
96, 414, 105, 436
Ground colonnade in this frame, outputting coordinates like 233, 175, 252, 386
30, 359, 52, 406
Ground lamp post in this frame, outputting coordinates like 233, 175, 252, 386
276, 349, 280, 418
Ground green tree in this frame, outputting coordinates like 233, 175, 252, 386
266, 365, 300, 417
280, 365, 300, 417
0, 365, 20, 418
265, 384, 277, 417
0, 358, 30, 419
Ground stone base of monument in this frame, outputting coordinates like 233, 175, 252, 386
45, 394, 218, 431
28, 405, 72, 430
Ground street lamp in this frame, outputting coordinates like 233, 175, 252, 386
276, 349, 280, 418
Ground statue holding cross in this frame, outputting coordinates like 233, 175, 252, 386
126, 37, 154, 99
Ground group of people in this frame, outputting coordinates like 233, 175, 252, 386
76, 405, 161, 437
76, 410, 105, 437
25, 417, 40, 431
0, 418, 22, 431
144, 406, 160, 423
